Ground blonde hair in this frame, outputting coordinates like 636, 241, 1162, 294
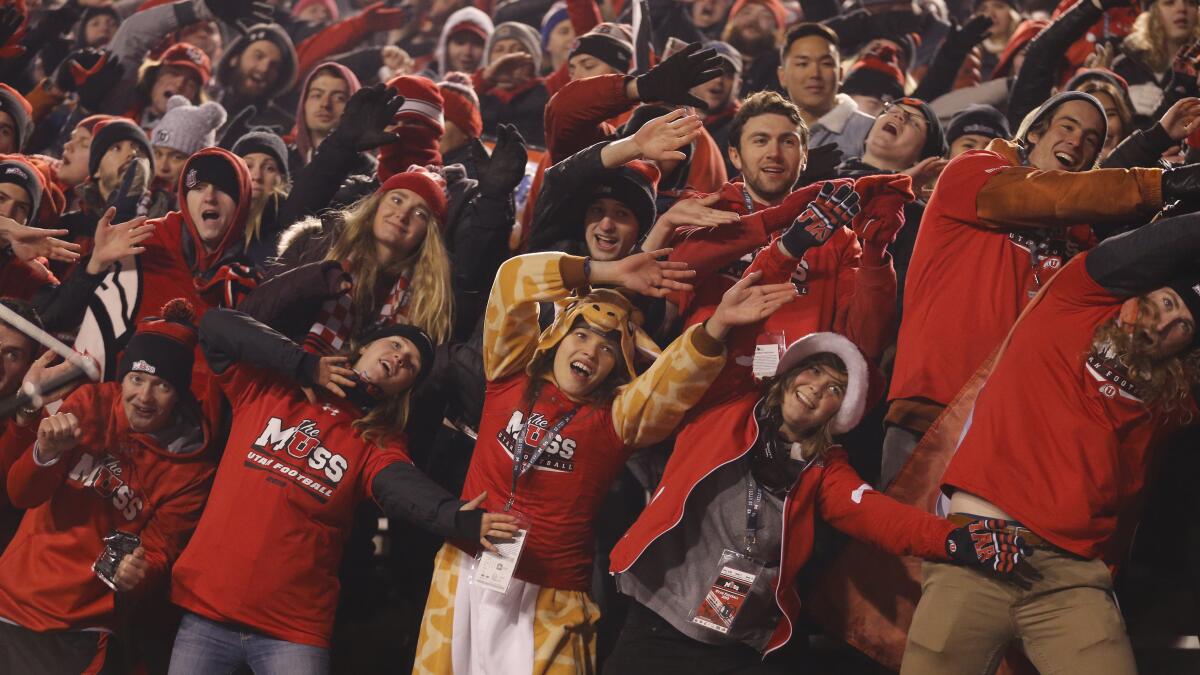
244, 185, 290, 248
354, 389, 412, 444
760, 352, 848, 461
1123, 5, 1200, 74
327, 191, 454, 345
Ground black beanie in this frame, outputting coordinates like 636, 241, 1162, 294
232, 130, 290, 181
0, 159, 43, 220
77, 6, 121, 47
591, 164, 658, 235
88, 119, 153, 178
360, 323, 437, 388
946, 104, 1011, 145
1167, 276, 1200, 348
184, 153, 242, 203
568, 32, 633, 73
117, 300, 198, 395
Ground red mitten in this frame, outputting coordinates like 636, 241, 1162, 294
852, 173, 915, 252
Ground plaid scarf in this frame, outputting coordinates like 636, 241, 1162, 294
303, 266, 412, 356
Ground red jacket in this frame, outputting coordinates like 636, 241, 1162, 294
670, 181, 897, 363
609, 392, 953, 655
0, 383, 213, 632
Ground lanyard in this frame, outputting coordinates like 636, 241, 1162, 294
744, 472, 763, 558
741, 185, 757, 215
506, 400, 579, 512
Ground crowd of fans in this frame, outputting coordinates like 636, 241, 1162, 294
2, 0, 1200, 672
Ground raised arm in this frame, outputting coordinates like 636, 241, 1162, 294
1083, 210, 1200, 297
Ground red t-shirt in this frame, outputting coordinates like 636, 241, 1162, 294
458, 374, 627, 591
942, 256, 1185, 561
890, 150, 1090, 408
170, 363, 409, 647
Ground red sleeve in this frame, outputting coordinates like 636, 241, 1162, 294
212, 362, 277, 410
295, 3, 408, 79
567, 0, 602, 34
471, 69, 498, 97
132, 462, 215, 598
932, 149, 1013, 227
0, 421, 38, 509
817, 450, 954, 561
545, 74, 634, 163
360, 438, 414, 502
6, 395, 87, 510
544, 63, 571, 95
685, 129, 729, 195
831, 232, 897, 360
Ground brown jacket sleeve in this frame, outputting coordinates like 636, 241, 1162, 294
975, 165, 1163, 230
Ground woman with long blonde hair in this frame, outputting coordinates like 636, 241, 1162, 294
232, 131, 292, 268
1115, 0, 1200, 117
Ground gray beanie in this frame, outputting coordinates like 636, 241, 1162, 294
486, 22, 542, 72
151, 95, 228, 156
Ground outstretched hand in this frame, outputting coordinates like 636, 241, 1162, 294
314, 356, 356, 398
589, 248, 696, 298
483, 52, 536, 90
335, 84, 406, 151
632, 109, 703, 163
705, 271, 798, 340
460, 492, 520, 554
643, 193, 741, 251
634, 42, 725, 109
1, 215, 81, 263
87, 207, 153, 275
475, 124, 528, 198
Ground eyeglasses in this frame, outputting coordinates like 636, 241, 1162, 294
881, 99, 927, 133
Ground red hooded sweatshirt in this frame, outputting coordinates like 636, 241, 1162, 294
0, 383, 214, 632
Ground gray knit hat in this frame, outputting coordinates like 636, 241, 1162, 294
151, 95, 228, 156
231, 130, 290, 180
486, 22, 542, 72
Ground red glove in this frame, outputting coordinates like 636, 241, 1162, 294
362, 2, 416, 31
852, 174, 915, 259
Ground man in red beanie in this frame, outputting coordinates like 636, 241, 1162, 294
136, 42, 211, 130
0, 300, 214, 674
438, 72, 485, 178
722, 0, 786, 69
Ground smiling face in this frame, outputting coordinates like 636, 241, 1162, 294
552, 324, 620, 400
234, 39, 284, 98
1026, 100, 1105, 172
121, 370, 179, 433
371, 189, 433, 260
583, 197, 639, 261
354, 334, 421, 396
150, 66, 202, 115
447, 31, 486, 73
778, 361, 846, 440
1122, 288, 1197, 360
185, 182, 237, 251
779, 35, 840, 118
729, 112, 806, 205
865, 101, 929, 169
1158, 0, 1199, 44
726, 3, 778, 56
59, 126, 92, 187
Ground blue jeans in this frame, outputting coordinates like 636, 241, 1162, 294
168, 612, 329, 675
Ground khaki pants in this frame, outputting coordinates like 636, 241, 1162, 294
900, 549, 1136, 675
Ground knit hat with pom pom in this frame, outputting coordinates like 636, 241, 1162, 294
151, 95, 228, 156
118, 298, 198, 394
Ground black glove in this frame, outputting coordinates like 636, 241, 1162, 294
217, 105, 258, 149
330, 84, 405, 152
203, 0, 274, 34
797, 143, 843, 186
946, 517, 1034, 575
780, 180, 859, 255
475, 123, 528, 199
1162, 163, 1200, 204
53, 49, 122, 112
943, 14, 994, 57
634, 42, 725, 110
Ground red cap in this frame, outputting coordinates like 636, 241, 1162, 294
76, 113, 117, 135
384, 75, 445, 133
729, 0, 786, 30
378, 167, 449, 225
159, 41, 211, 87
439, 73, 482, 139
292, 0, 339, 21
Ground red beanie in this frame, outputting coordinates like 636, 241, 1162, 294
158, 41, 211, 86
77, 113, 117, 135
292, 0, 339, 21
439, 73, 482, 139
379, 75, 445, 180
729, 0, 786, 30
377, 167, 448, 225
